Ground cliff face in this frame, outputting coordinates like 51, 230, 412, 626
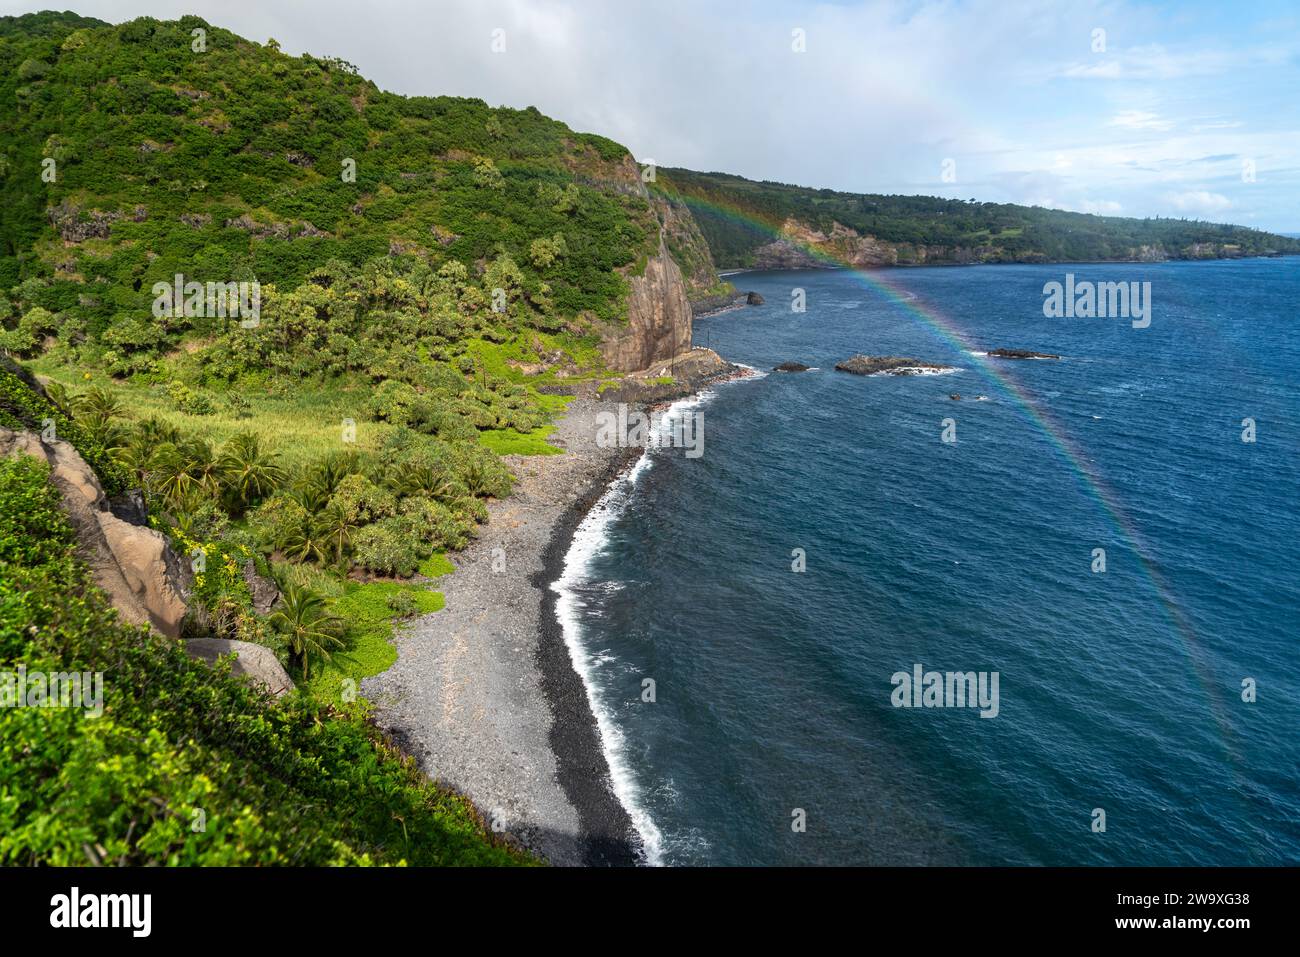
600, 235, 693, 372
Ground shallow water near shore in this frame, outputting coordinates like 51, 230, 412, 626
559, 259, 1300, 865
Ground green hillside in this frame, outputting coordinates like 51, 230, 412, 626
0, 12, 666, 658
659, 167, 1300, 268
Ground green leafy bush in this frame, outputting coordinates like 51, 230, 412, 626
0, 453, 528, 865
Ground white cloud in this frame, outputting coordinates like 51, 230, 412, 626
1077, 199, 1124, 214
1167, 190, 1233, 214
1109, 110, 1175, 132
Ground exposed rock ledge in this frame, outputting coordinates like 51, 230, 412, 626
1, 427, 190, 638
1, 427, 294, 697
834, 355, 955, 376
596, 347, 746, 403
598, 238, 692, 372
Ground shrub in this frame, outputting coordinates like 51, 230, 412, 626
351, 518, 423, 578
0, 454, 525, 866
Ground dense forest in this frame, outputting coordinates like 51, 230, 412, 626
658, 167, 1300, 268
0, 10, 670, 865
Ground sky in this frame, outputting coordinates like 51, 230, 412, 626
6, 0, 1298, 231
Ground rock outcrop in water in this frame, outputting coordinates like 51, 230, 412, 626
835, 355, 954, 376
774, 362, 810, 372
987, 348, 1060, 360
596, 347, 744, 403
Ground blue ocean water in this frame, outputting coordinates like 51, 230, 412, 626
558, 259, 1300, 865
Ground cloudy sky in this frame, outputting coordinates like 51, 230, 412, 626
7, 0, 1298, 230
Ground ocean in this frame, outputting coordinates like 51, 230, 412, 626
553, 258, 1300, 865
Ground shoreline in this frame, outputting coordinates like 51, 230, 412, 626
361, 397, 643, 866
708, 251, 1300, 277
533, 442, 643, 866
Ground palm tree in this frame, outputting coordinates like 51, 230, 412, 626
386, 459, 458, 500
218, 431, 285, 514
301, 451, 359, 497
277, 511, 328, 564
315, 500, 359, 565
268, 583, 343, 681
72, 386, 123, 423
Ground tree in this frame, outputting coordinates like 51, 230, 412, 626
218, 432, 285, 514
268, 582, 343, 681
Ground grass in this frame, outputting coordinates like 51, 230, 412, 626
418, 552, 455, 578
480, 392, 572, 456
29, 357, 395, 470
480, 422, 564, 455
463, 331, 605, 385
307, 579, 445, 704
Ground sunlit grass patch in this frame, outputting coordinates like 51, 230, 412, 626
308, 579, 445, 704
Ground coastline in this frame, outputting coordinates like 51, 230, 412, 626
361, 397, 642, 866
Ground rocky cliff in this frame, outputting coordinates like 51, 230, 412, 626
599, 234, 694, 372
0, 427, 190, 637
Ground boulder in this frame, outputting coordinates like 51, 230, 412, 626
243, 560, 281, 615
746, 291, 765, 305
185, 638, 295, 697
0, 428, 190, 637
773, 362, 810, 372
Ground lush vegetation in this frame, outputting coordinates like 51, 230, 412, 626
0, 10, 678, 866
0, 452, 529, 865
658, 167, 1300, 268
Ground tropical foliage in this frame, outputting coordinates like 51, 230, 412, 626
657, 167, 1300, 268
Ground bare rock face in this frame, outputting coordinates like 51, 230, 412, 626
185, 638, 295, 697
599, 239, 693, 373
243, 559, 280, 615
0, 428, 190, 638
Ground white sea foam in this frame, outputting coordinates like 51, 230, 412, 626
549, 373, 758, 867
871, 365, 962, 377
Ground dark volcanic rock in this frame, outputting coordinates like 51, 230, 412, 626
746, 291, 765, 305
834, 354, 954, 376
987, 348, 1060, 360
773, 362, 810, 372
243, 560, 281, 615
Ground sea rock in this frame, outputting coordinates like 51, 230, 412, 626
185, 638, 295, 697
746, 291, 765, 305
0, 428, 191, 637
949, 393, 962, 400
597, 347, 741, 403
773, 362, 810, 372
834, 355, 954, 376
986, 348, 1060, 360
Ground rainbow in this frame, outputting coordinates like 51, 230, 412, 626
683, 191, 1239, 757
